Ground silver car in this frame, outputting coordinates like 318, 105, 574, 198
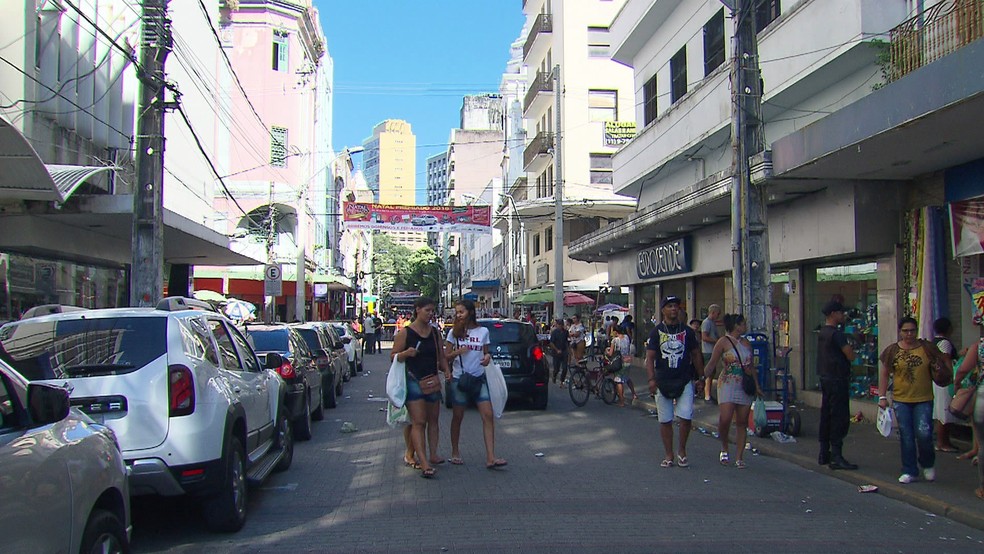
0, 359, 131, 553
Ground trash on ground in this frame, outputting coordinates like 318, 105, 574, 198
345, 395, 352, 399
534, 452, 545, 457
770, 431, 796, 443
805, 509, 813, 513
367, 394, 374, 398
858, 485, 878, 493
340, 422, 358, 433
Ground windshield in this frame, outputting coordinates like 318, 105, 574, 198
294, 328, 323, 352
480, 322, 534, 345
0, 317, 166, 380
246, 330, 289, 353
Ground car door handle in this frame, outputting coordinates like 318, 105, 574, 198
255, 385, 263, 392
233, 386, 242, 394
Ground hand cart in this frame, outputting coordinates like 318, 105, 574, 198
746, 336, 801, 437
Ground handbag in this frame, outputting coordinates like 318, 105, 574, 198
457, 371, 485, 397
416, 373, 442, 395
727, 336, 757, 396
948, 386, 977, 420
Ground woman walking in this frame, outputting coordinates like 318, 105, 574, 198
932, 317, 961, 452
607, 325, 637, 407
953, 332, 984, 499
391, 297, 449, 478
877, 317, 947, 484
703, 314, 760, 468
445, 299, 507, 469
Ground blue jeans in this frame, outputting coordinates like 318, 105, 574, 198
893, 400, 935, 476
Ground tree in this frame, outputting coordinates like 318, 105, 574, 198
405, 248, 445, 301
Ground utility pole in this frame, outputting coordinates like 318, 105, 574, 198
130, 0, 171, 306
552, 64, 564, 321
295, 186, 306, 322
266, 184, 276, 322
730, 0, 771, 335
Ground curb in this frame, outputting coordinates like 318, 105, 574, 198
629, 397, 984, 532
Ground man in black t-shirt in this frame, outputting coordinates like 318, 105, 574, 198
645, 296, 703, 468
549, 318, 570, 385
816, 300, 858, 470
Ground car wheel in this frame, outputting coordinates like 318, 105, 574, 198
325, 376, 338, 409
335, 374, 344, 397
80, 509, 128, 554
311, 384, 325, 422
349, 360, 357, 378
294, 392, 313, 440
203, 436, 247, 533
532, 389, 548, 410
357, 357, 364, 372
274, 405, 293, 472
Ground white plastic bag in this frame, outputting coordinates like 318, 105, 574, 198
486, 362, 508, 418
753, 397, 767, 430
386, 402, 409, 428
876, 406, 894, 438
386, 357, 407, 408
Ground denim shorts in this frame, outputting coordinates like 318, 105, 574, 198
450, 376, 491, 406
655, 382, 694, 423
405, 374, 442, 403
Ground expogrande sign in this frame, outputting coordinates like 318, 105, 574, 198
636, 237, 691, 279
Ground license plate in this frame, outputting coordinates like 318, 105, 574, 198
497, 359, 512, 368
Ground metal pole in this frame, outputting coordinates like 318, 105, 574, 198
295, 186, 306, 322
131, 0, 170, 306
266, 183, 276, 322
552, 64, 564, 320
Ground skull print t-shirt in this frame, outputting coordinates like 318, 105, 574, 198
646, 322, 700, 386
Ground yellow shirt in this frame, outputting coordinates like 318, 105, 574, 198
890, 345, 934, 403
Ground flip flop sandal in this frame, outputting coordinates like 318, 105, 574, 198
734, 460, 746, 469
676, 454, 689, 468
660, 459, 674, 468
449, 457, 465, 465
719, 451, 730, 465
403, 458, 421, 470
430, 458, 447, 465
486, 459, 508, 469
421, 468, 436, 479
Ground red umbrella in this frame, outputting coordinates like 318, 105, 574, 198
563, 292, 595, 306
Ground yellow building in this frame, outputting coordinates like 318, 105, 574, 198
363, 119, 416, 205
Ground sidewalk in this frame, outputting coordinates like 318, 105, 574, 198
623, 360, 984, 530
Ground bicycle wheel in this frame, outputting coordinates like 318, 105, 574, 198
568, 369, 590, 407
601, 377, 618, 405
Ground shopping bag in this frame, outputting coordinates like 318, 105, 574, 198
386, 358, 407, 408
386, 402, 409, 428
753, 397, 767, 430
486, 362, 508, 419
876, 406, 894, 437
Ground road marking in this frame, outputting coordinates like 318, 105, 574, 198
260, 483, 298, 492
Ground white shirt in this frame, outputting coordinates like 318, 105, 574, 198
446, 326, 490, 378
363, 316, 375, 333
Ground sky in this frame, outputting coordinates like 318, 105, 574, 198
317, 1, 525, 204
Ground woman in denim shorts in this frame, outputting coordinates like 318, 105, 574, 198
445, 299, 507, 469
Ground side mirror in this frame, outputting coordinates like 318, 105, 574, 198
264, 352, 284, 370
27, 383, 70, 425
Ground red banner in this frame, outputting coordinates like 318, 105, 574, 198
342, 202, 491, 234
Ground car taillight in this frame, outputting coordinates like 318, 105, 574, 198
278, 361, 295, 379
532, 345, 544, 362
168, 365, 195, 417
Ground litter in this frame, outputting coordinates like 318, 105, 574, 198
858, 485, 878, 493
340, 422, 358, 433
534, 452, 545, 457
770, 431, 796, 443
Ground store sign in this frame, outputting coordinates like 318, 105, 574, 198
604, 121, 637, 146
342, 202, 492, 234
636, 237, 691, 279
535, 264, 549, 286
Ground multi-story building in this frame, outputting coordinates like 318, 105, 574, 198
570, 0, 984, 408
363, 119, 416, 204
425, 151, 449, 250
517, 0, 637, 320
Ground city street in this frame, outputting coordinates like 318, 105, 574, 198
131, 348, 984, 553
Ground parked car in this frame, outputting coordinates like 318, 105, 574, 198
0, 358, 131, 553
289, 322, 345, 402
243, 324, 324, 440
328, 321, 363, 378
411, 214, 438, 226
0, 297, 293, 533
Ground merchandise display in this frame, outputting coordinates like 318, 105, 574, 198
843, 302, 879, 398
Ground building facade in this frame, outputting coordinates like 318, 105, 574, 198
362, 119, 416, 205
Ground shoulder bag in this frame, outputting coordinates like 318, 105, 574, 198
727, 336, 758, 396
948, 385, 977, 420
454, 334, 485, 397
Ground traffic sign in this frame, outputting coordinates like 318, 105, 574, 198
264, 264, 282, 296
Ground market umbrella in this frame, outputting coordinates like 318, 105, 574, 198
223, 299, 256, 321
595, 303, 628, 313
563, 292, 595, 306
193, 289, 227, 303
513, 289, 553, 305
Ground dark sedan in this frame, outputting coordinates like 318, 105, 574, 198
289, 322, 345, 408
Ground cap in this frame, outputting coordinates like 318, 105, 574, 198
822, 300, 845, 316
660, 296, 682, 309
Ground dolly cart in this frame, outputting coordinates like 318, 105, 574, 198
747, 334, 801, 437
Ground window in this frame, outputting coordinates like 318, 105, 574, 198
532, 233, 541, 257
643, 75, 657, 126
670, 46, 687, 104
587, 26, 610, 58
588, 89, 617, 122
545, 227, 553, 252
703, 9, 725, 76
272, 31, 289, 71
590, 153, 613, 185
755, 0, 781, 32
208, 320, 243, 371
271, 126, 288, 168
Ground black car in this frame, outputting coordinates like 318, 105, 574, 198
444, 319, 549, 409
290, 322, 345, 406
245, 324, 324, 440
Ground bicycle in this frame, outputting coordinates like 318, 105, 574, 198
568, 356, 618, 407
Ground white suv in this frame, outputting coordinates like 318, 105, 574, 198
0, 298, 293, 533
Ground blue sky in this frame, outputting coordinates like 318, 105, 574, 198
317, 2, 525, 204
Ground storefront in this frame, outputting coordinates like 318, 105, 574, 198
0, 252, 127, 322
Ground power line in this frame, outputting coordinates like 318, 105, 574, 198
174, 102, 249, 218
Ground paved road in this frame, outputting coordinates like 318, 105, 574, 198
132, 349, 984, 553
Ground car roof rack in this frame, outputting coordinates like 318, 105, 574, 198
20, 304, 88, 319
156, 296, 217, 313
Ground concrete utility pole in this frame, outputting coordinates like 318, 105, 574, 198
730, 0, 771, 335
552, 64, 564, 320
130, 0, 171, 306
295, 186, 307, 322
266, 184, 276, 322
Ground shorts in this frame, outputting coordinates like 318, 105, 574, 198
405, 374, 442, 403
655, 382, 694, 424
450, 376, 491, 406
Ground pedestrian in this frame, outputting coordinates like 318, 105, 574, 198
877, 316, 947, 484
363, 312, 376, 354
700, 304, 722, 403
607, 325, 637, 407
645, 296, 704, 468
952, 330, 984, 499
549, 318, 570, 386
932, 317, 960, 453
688, 319, 701, 333
391, 297, 449, 479
703, 314, 760, 468
620, 314, 635, 342
816, 300, 859, 470
373, 313, 384, 352
569, 314, 586, 364
603, 315, 615, 337
445, 299, 507, 469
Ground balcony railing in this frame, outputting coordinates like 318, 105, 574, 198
523, 69, 554, 112
523, 131, 553, 169
889, 0, 984, 81
523, 13, 553, 59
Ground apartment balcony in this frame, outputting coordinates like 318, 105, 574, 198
523, 131, 554, 173
888, 0, 984, 81
523, 13, 553, 61
523, 70, 554, 115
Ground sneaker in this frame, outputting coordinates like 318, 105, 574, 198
922, 467, 936, 482
898, 473, 917, 484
